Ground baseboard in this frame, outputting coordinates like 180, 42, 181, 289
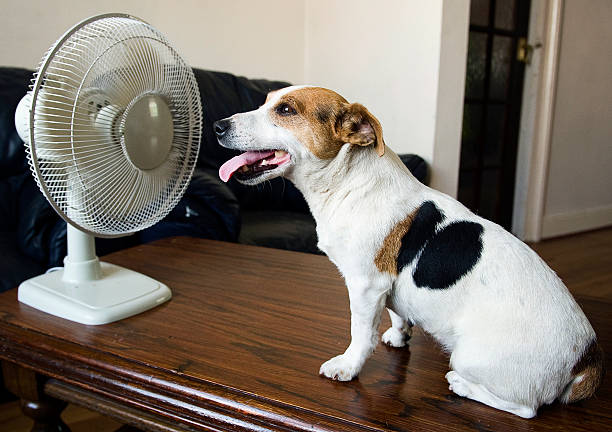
542, 204, 612, 238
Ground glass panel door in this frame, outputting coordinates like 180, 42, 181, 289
458, 0, 531, 229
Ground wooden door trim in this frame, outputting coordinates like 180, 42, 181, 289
512, 0, 563, 241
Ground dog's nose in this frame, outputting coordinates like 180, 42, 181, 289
214, 119, 231, 137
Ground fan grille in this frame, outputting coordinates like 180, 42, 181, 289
27, 14, 202, 237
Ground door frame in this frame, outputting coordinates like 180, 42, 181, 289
511, 0, 564, 241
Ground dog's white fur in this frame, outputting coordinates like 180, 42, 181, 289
216, 86, 600, 418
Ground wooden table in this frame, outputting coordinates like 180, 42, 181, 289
0, 237, 610, 431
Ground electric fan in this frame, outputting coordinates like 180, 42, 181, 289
14, 13, 202, 325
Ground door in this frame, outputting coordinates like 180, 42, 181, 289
458, 0, 531, 230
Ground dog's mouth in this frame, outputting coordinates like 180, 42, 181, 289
219, 150, 291, 183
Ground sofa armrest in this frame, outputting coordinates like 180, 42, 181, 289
399, 153, 429, 185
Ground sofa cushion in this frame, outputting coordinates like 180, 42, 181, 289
0, 231, 45, 292
139, 168, 240, 244
238, 211, 319, 254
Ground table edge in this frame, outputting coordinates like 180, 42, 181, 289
0, 319, 383, 432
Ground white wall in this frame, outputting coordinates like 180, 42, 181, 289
305, 1, 442, 161
541, 0, 612, 238
305, 0, 469, 195
432, 2, 470, 196
2, 0, 470, 196
0, 0, 306, 83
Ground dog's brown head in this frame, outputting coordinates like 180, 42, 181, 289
215, 86, 385, 185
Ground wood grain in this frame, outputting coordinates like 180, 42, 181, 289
0, 237, 610, 431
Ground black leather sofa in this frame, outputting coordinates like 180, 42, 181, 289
0, 67, 428, 292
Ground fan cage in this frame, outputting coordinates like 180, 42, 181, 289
26, 13, 202, 237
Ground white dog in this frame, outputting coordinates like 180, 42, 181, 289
214, 86, 603, 418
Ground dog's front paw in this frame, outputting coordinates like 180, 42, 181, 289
381, 326, 410, 348
446, 371, 472, 398
319, 354, 360, 381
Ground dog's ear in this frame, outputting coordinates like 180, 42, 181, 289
335, 103, 385, 157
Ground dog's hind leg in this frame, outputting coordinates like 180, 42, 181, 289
446, 371, 537, 418
319, 275, 390, 381
382, 308, 412, 347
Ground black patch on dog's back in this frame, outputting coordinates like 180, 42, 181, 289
413, 221, 483, 289
396, 201, 444, 273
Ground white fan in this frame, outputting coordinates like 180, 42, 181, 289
14, 13, 202, 325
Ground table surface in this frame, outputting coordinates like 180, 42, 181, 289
0, 237, 610, 431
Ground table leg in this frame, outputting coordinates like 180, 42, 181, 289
2, 361, 71, 432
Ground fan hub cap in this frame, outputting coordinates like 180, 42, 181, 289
121, 94, 174, 170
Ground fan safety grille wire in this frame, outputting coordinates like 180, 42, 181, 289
27, 14, 202, 237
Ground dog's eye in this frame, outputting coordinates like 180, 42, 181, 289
275, 103, 297, 116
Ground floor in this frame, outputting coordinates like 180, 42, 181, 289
1, 227, 611, 431
0, 401, 121, 432
529, 227, 612, 301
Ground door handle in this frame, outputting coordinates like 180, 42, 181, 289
517, 37, 542, 65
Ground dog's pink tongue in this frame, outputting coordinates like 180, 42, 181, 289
219, 150, 275, 182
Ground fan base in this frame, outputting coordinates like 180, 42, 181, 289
18, 262, 171, 325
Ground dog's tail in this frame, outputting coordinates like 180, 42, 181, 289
559, 339, 604, 403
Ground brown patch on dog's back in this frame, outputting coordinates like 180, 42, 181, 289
564, 339, 605, 403
375, 209, 418, 275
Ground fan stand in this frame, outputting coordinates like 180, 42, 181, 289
18, 224, 171, 325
